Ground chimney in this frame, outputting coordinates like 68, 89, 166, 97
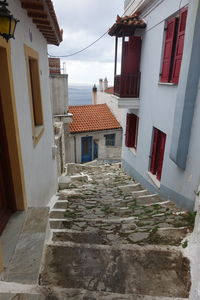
103, 77, 108, 92
92, 84, 97, 105
99, 78, 103, 92
49, 58, 61, 75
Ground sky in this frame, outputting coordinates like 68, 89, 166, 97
48, 0, 124, 85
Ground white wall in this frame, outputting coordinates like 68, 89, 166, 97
121, 0, 200, 209
66, 129, 122, 164
8, 0, 57, 207
96, 91, 126, 126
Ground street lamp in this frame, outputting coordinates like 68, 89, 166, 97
0, 0, 19, 42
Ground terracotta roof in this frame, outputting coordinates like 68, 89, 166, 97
20, 0, 63, 45
105, 87, 114, 94
68, 104, 122, 133
108, 13, 146, 37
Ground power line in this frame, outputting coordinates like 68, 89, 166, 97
48, 30, 108, 58
48, 2, 136, 58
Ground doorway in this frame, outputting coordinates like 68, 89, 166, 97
0, 94, 16, 233
81, 136, 92, 163
0, 40, 26, 235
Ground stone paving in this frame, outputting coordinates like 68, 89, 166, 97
50, 163, 192, 247
40, 162, 192, 299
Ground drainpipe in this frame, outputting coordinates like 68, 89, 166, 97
74, 135, 77, 163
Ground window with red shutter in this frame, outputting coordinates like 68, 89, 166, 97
160, 18, 177, 82
160, 7, 188, 84
172, 8, 188, 84
125, 113, 139, 149
150, 128, 166, 181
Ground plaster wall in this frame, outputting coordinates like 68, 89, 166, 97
7, 0, 57, 207
50, 74, 68, 115
96, 91, 126, 126
66, 129, 122, 164
121, 0, 200, 209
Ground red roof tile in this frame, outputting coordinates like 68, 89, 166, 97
68, 104, 121, 133
105, 87, 114, 94
108, 13, 146, 37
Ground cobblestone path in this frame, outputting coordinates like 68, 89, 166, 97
40, 162, 192, 299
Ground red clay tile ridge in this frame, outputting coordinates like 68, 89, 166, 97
105, 87, 114, 94
68, 104, 122, 133
108, 12, 146, 37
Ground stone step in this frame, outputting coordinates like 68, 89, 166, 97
136, 194, 162, 205
5, 208, 49, 284
0, 290, 188, 300
40, 243, 190, 298
0, 281, 188, 300
132, 189, 149, 197
51, 225, 187, 246
118, 183, 142, 193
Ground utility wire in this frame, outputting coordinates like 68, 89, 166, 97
48, 30, 108, 58
48, 1, 135, 58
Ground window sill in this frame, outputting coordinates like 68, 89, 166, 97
129, 147, 137, 156
147, 171, 160, 189
158, 82, 176, 86
33, 125, 44, 146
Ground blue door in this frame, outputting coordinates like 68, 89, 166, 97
81, 136, 92, 163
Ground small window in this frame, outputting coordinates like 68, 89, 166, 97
104, 134, 115, 146
150, 127, 166, 181
24, 45, 44, 146
125, 113, 139, 149
160, 7, 188, 84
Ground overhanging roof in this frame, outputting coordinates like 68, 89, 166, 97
108, 13, 146, 37
20, 0, 63, 45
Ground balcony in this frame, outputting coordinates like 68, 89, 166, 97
114, 73, 140, 98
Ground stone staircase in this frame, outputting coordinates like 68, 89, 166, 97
39, 162, 191, 299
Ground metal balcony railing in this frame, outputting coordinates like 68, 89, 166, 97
114, 73, 141, 98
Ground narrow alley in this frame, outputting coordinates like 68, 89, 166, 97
39, 162, 192, 299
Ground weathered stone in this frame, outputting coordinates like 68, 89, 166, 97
128, 232, 149, 243
58, 175, 71, 190
40, 244, 191, 298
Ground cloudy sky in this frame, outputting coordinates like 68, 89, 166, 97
48, 0, 124, 85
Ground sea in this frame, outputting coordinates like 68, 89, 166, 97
68, 84, 93, 106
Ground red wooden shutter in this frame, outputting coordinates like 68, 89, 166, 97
157, 132, 166, 181
125, 113, 137, 148
172, 8, 188, 84
160, 18, 177, 82
150, 128, 159, 174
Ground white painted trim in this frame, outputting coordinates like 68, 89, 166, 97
129, 147, 137, 156
147, 171, 161, 189
158, 82, 176, 86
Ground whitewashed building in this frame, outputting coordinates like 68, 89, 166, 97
66, 104, 122, 163
0, 0, 62, 275
107, 0, 200, 211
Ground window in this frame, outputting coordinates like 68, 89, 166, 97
160, 7, 188, 84
150, 128, 166, 181
125, 113, 139, 149
105, 134, 115, 146
24, 45, 44, 145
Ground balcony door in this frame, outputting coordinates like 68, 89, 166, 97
121, 36, 141, 75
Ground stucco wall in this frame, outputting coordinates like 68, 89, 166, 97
8, 0, 57, 206
66, 129, 122, 164
121, 0, 200, 209
96, 91, 126, 126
